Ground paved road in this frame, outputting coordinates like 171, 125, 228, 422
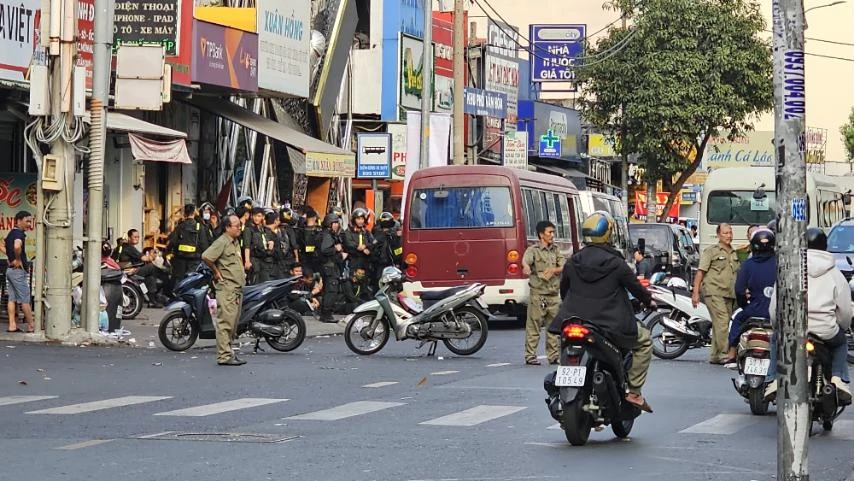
1, 328, 853, 481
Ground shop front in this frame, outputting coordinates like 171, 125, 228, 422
517, 100, 586, 183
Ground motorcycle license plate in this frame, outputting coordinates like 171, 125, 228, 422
743, 357, 770, 376
555, 366, 587, 387
139, 283, 148, 294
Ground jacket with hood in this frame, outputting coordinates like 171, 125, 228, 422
770, 249, 852, 339
548, 244, 652, 349
733, 254, 777, 324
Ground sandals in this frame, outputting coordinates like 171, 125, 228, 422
525, 359, 542, 366
625, 393, 654, 413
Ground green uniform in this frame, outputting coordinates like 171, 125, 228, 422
203, 235, 246, 363
523, 242, 565, 363
698, 242, 739, 362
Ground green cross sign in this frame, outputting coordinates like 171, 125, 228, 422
541, 130, 560, 148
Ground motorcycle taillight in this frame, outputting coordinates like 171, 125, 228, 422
563, 355, 580, 366
747, 331, 770, 343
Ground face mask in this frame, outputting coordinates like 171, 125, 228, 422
203, 212, 211, 221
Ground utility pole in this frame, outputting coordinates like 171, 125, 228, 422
452, 0, 465, 164
466, 21, 477, 165
43, 0, 78, 339
419, 0, 433, 169
620, 15, 629, 216
772, 0, 809, 479
83, 0, 115, 333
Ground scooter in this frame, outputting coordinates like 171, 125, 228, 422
730, 317, 774, 415
643, 273, 714, 360
342, 266, 489, 356
158, 266, 306, 353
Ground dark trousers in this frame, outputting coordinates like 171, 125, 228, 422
320, 263, 342, 321
171, 257, 200, 284
136, 263, 162, 300
250, 257, 274, 284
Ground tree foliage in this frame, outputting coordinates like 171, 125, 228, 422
840, 107, 854, 161
577, 0, 773, 221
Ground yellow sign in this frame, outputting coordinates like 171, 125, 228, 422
193, 7, 257, 32
588, 134, 616, 157
304, 152, 356, 178
701, 131, 774, 170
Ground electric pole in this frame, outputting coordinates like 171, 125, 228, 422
452, 0, 465, 164
43, 1, 78, 339
419, 0, 433, 169
83, 0, 115, 333
620, 15, 629, 216
772, 0, 809, 479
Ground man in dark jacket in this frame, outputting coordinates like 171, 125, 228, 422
549, 211, 655, 413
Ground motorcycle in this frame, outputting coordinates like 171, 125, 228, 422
158, 266, 306, 353
543, 301, 653, 446
342, 266, 489, 357
805, 334, 849, 430
730, 317, 774, 415
847, 326, 853, 365
121, 263, 168, 320
643, 274, 713, 360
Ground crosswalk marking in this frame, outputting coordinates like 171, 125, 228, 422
286, 401, 405, 421
154, 398, 288, 417
55, 439, 115, 450
362, 381, 399, 388
419, 405, 527, 427
430, 370, 459, 376
486, 363, 511, 367
679, 414, 760, 435
0, 395, 57, 407
26, 396, 172, 415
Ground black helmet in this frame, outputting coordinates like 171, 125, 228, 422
328, 205, 344, 217
351, 207, 369, 224
750, 228, 776, 256
806, 227, 827, 251
378, 211, 395, 229
323, 213, 341, 228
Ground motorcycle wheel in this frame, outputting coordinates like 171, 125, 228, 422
612, 417, 634, 439
122, 283, 144, 320
265, 309, 307, 352
158, 311, 198, 351
647, 311, 690, 360
561, 400, 592, 446
344, 313, 390, 355
443, 306, 489, 356
748, 387, 769, 415
823, 419, 834, 431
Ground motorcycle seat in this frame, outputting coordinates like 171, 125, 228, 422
741, 317, 772, 332
420, 286, 468, 301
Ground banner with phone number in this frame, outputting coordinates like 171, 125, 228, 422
0, 173, 37, 261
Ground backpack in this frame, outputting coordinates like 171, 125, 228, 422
175, 221, 201, 255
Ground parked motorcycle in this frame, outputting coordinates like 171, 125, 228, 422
643, 275, 713, 360
342, 266, 489, 356
847, 327, 853, 365
158, 266, 306, 353
121, 263, 168, 320
730, 317, 774, 415
543, 301, 653, 446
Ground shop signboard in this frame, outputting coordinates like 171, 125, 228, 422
0, 173, 37, 260
257, 0, 310, 97
356, 133, 392, 179
0, 0, 39, 83
388, 123, 407, 181
191, 20, 258, 91
529, 24, 585, 87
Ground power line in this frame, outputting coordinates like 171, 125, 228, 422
805, 51, 854, 61
764, 29, 854, 47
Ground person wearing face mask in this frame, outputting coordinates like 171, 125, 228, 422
339, 266, 373, 313
199, 202, 222, 245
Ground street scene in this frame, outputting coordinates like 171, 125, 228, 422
1, 0, 854, 479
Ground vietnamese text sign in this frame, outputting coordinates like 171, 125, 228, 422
192, 20, 258, 91
463, 87, 507, 118
356, 133, 392, 179
530, 24, 585, 86
503, 131, 528, 170
538, 129, 561, 158
0, 0, 39, 82
388, 123, 407, 181
701, 131, 774, 170
0, 173, 37, 260
77, 0, 95, 89
257, 0, 310, 97
114, 0, 181, 56
484, 52, 518, 155
400, 34, 432, 111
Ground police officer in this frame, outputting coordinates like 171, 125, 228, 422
167, 204, 209, 282
200, 202, 222, 245
521, 220, 564, 365
299, 207, 322, 274
318, 213, 345, 323
343, 208, 374, 273
243, 207, 273, 284
372, 212, 402, 286
279, 207, 300, 268
692, 223, 739, 365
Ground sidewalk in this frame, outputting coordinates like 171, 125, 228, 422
0, 308, 346, 348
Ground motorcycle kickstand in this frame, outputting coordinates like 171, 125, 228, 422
253, 338, 265, 353
417, 340, 438, 357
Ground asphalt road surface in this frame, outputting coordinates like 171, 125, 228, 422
1, 329, 853, 481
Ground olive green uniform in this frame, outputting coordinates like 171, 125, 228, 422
698, 243, 739, 362
202, 235, 246, 363
523, 242, 565, 363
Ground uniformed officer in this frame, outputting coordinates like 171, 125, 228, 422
279, 207, 300, 271
692, 223, 739, 364
201, 214, 247, 366
243, 207, 274, 284
299, 207, 322, 274
521, 220, 565, 365
318, 213, 346, 323
372, 212, 402, 287
167, 204, 208, 282
343, 208, 375, 272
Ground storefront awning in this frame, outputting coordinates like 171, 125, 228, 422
535, 164, 590, 179
183, 96, 355, 178
128, 133, 192, 164
97, 112, 188, 139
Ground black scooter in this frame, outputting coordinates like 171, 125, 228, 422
158, 266, 306, 353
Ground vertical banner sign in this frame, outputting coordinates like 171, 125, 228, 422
782, 50, 805, 121
529, 24, 586, 89
503, 131, 528, 170
399, 34, 432, 111
257, 0, 311, 97
77, 0, 95, 89
0, 0, 39, 82
388, 123, 407, 181
484, 52, 519, 155
356, 133, 392, 179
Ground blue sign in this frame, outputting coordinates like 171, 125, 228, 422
356, 133, 392, 179
529, 24, 586, 84
539, 130, 562, 158
463, 87, 508, 118
792, 197, 807, 221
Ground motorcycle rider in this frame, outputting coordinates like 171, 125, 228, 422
724, 227, 777, 367
549, 211, 655, 413
766, 227, 852, 402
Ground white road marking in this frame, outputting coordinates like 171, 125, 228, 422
55, 439, 114, 450
0, 395, 57, 407
547, 423, 561, 430
286, 401, 405, 421
420, 405, 527, 427
27, 396, 172, 415
154, 398, 288, 417
362, 381, 399, 388
486, 363, 511, 367
679, 413, 761, 435
430, 370, 459, 375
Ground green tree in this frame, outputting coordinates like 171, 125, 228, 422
840, 107, 854, 160
578, 0, 773, 221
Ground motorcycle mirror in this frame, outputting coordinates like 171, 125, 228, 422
847, 256, 853, 267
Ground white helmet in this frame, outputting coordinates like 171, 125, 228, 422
666, 277, 689, 290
